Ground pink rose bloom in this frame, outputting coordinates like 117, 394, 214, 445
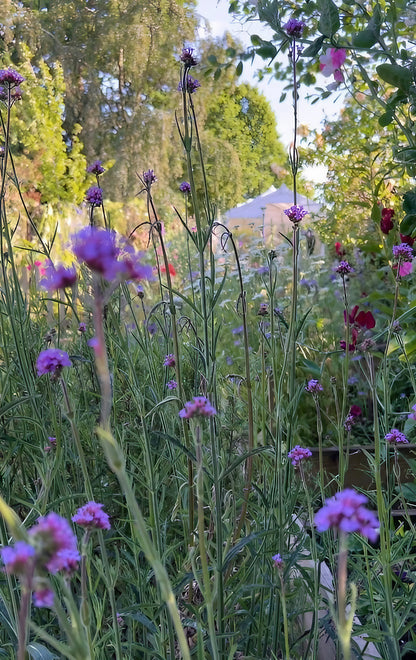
399, 261, 413, 277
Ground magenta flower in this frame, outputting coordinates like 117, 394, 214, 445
78, 322, 87, 333
36, 349, 72, 376
284, 205, 308, 223
284, 18, 305, 38
40, 262, 77, 291
1, 542, 35, 575
179, 181, 191, 193
120, 250, 153, 282
397, 261, 413, 277
349, 405, 362, 418
319, 49, 346, 83
164, 353, 176, 368
385, 429, 409, 444
29, 512, 80, 574
336, 260, 353, 275
179, 396, 217, 419
72, 501, 111, 531
288, 445, 312, 467
180, 47, 197, 67
315, 488, 379, 542
167, 379, 178, 390
408, 404, 416, 421
178, 75, 201, 94
72, 227, 121, 280
0, 68, 25, 87
305, 379, 323, 394
33, 588, 54, 608
272, 553, 284, 568
85, 185, 103, 207
87, 160, 105, 175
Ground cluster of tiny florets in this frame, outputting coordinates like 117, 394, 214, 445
284, 18, 305, 38
179, 181, 191, 193
87, 160, 105, 175
85, 185, 103, 207
305, 379, 323, 394
335, 260, 353, 275
284, 205, 308, 223
180, 47, 197, 67
287, 445, 312, 467
72, 502, 111, 530
315, 488, 379, 542
178, 75, 201, 94
36, 349, 72, 377
392, 243, 413, 261
179, 396, 217, 419
384, 429, 409, 444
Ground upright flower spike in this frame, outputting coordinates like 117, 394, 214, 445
335, 260, 353, 276
272, 553, 284, 568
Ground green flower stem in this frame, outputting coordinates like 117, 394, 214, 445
195, 423, 220, 660
97, 426, 191, 660
279, 574, 290, 660
336, 532, 353, 660
17, 578, 32, 660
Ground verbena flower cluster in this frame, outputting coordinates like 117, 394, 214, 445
179, 396, 217, 419
384, 429, 409, 444
87, 160, 105, 175
85, 185, 103, 207
0, 68, 25, 87
288, 445, 312, 467
72, 227, 152, 282
284, 205, 308, 223
178, 75, 201, 94
72, 501, 111, 530
336, 260, 353, 275
1, 503, 110, 608
40, 262, 77, 291
163, 353, 176, 368
179, 181, 191, 193
315, 488, 379, 541
36, 348, 72, 376
143, 169, 157, 186
305, 379, 323, 394
284, 18, 305, 38
272, 553, 284, 568
392, 243, 413, 261
180, 47, 197, 67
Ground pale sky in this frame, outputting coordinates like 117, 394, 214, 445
195, 0, 345, 184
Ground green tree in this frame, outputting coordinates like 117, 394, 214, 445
204, 82, 288, 199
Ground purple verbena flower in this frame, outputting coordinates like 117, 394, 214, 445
36, 349, 72, 376
167, 379, 178, 390
29, 512, 80, 574
179, 181, 191, 194
87, 160, 105, 175
385, 429, 409, 444
33, 588, 54, 608
72, 227, 121, 280
408, 404, 416, 421
78, 322, 87, 333
143, 169, 157, 186
178, 75, 200, 94
1, 542, 35, 575
72, 502, 111, 531
393, 243, 413, 261
284, 205, 308, 223
335, 261, 353, 276
284, 18, 305, 38
305, 379, 323, 394
164, 353, 176, 368
180, 47, 197, 67
0, 68, 25, 87
40, 262, 77, 291
179, 396, 217, 419
85, 185, 103, 207
315, 488, 379, 542
272, 553, 284, 568
288, 445, 312, 467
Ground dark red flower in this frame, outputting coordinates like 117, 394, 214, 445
380, 207, 395, 235
356, 310, 376, 329
335, 241, 345, 257
160, 263, 176, 276
400, 233, 415, 247
349, 404, 362, 418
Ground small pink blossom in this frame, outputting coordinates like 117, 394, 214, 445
288, 445, 312, 467
179, 396, 217, 419
72, 501, 111, 531
1, 542, 35, 575
33, 588, 54, 608
320, 48, 346, 83
315, 488, 379, 542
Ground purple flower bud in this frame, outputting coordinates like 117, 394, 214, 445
167, 379, 178, 390
164, 353, 176, 368
180, 47, 197, 67
335, 260, 353, 276
87, 160, 105, 175
272, 553, 284, 568
143, 169, 157, 186
178, 75, 201, 94
284, 18, 305, 38
305, 379, 323, 394
85, 185, 103, 207
179, 181, 191, 194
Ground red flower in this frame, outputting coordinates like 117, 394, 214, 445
344, 305, 375, 329
380, 208, 395, 235
335, 241, 345, 257
349, 405, 362, 418
160, 263, 176, 276
400, 233, 415, 247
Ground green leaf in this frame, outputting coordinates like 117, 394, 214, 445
394, 147, 416, 164
400, 482, 416, 503
353, 28, 379, 48
214, 68, 222, 81
400, 213, 416, 236
27, 643, 58, 660
376, 63, 412, 92
301, 35, 325, 58
371, 201, 381, 222
226, 47, 236, 58
378, 110, 394, 127
256, 43, 278, 60
403, 190, 416, 214
317, 0, 340, 36
250, 34, 262, 46
236, 61, 243, 76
